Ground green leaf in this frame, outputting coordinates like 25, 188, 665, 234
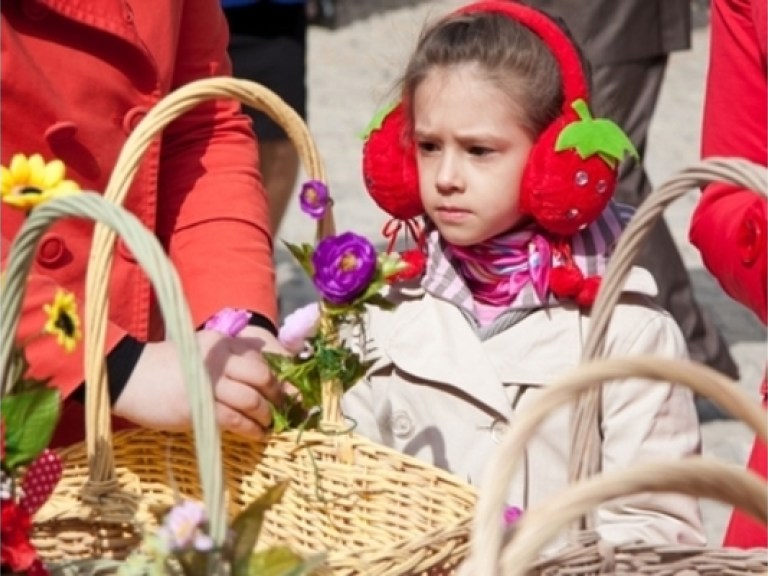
248, 547, 325, 576
358, 101, 398, 141
1, 387, 61, 469
555, 98, 639, 168
283, 241, 315, 278
231, 481, 290, 576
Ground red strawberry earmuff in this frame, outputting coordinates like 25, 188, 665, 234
361, 0, 638, 304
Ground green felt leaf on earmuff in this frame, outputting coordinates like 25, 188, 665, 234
358, 101, 399, 141
555, 99, 640, 169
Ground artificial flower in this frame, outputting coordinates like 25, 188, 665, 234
42, 289, 82, 353
278, 302, 320, 354
0, 153, 80, 211
503, 505, 523, 527
299, 180, 331, 220
0, 499, 37, 572
204, 307, 252, 337
387, 249, 426, 283
157, 500, 213, 553
311, 232, 377, 304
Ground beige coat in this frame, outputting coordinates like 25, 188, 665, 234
342, 267, 706, 546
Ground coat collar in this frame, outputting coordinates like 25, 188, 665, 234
369, 266, 658, 410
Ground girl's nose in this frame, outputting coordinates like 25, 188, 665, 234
435, 152, 463, 194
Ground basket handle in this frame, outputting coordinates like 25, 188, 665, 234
0, 193, 228, 543
465, 355, 768, 576
82, 77, 338, 485
569, 157, 768, 490
494, 459, 767, 576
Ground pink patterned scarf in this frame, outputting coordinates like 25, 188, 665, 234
448, 228, 551, 306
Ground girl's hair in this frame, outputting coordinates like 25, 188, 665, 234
400, 12, 566, 139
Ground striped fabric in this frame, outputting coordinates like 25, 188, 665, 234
421, 202, 634, 322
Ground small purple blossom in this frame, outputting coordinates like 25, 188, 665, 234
299, 180, 331, 220
503, 505, 523, 527
204, 308, 252, 337
279, 302, 320, 353
158, 500, 213, 552
311, 232, 377, 305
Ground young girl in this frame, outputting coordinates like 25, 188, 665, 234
343, 0, 705, 546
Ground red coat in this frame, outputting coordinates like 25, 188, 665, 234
690, 0, 767, 548
1, 0, 277, 399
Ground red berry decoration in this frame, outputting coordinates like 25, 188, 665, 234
19, 449, 62, 516
521, 99, 638, 236
388, 249, 427, 283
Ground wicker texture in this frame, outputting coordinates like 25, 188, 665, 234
28, 77, 476, 575
459, 157, 768, 575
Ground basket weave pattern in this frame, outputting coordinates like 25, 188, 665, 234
25, 77, 477, 575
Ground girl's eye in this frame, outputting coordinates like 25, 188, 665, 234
468, 146, 493, 156
417, 141, 439, 154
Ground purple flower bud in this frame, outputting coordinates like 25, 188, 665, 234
299, 180, 331, 220
158, 500, 212, 552
312, 232, 377, 304
503, 505, 523, 527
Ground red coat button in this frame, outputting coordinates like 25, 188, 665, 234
122, 107, 149, 134
738, 213, 763, 266
37, 235, 66, 267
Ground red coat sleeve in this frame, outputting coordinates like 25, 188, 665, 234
690, 0, 767, 324
155, 0, 278, 328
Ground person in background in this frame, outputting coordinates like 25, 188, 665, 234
521, 0, 740, 382
344, 1, 705, 546
1, 0, 285, 444
690, 0, 767, 548
223, 0, 308, 235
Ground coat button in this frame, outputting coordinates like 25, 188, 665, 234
390, 410, 414, 439
738, 213, 763, 266
22, 0, 47, 20
490, 419, 509, 444
37, 235, 66, 268
122, 107, 149, 134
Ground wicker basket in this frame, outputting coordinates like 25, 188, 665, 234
27, 77, 477, 575
461, 357, 768, 575
458, 157, 768, 575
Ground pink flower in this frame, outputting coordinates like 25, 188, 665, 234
204, 308, 252, 337
278, 303, 320, 353
503, 505, 523, 527
158, 500, 213, 552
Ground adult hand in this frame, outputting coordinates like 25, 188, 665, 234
113, 328, 285, 437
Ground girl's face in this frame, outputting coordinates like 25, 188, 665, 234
413, 64, 535, 246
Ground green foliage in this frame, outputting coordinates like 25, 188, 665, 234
556, 99, 639, 168
1, 386, 60, 469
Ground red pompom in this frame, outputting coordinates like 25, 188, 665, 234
549, 265, 584, 298
520, 119, 617, 236
575, 275, 602, 307
362, 104, 423, 220
389, 248, 427, 283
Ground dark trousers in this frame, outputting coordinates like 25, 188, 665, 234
592, 56, 738, 378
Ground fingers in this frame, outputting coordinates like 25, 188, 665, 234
213, 376, 273, 430
214, 402, 269, 439
224, 345, 282, 405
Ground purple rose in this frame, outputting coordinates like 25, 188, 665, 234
299, 180, 331, 220
312, 232, 377, 304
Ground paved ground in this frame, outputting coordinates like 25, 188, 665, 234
274, 1, 766, 544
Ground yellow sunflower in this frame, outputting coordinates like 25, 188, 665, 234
0, 153, 80, 211
43, 289, 83, 353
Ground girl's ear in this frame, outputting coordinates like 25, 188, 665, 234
361, 102, 423, 221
